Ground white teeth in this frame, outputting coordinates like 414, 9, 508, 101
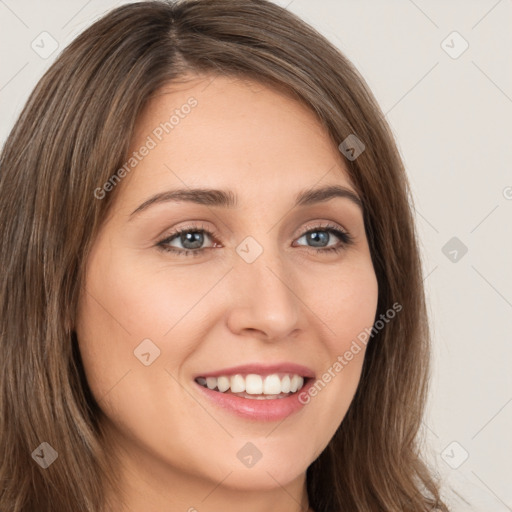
245, 374, 263, 394
290, 375, 303, 393
196, 373, 307, 395
281, 375, 291, 393
263, 374, 282, 395
230, 374, 245, 393
217, 376, 230, 392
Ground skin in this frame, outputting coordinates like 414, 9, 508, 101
76, 73, 379, 512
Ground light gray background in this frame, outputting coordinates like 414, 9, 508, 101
1, 0, 511, 510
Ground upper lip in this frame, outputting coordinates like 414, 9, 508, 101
194, 363, 315, 379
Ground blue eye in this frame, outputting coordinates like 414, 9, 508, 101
295, 227, 353, 253
156, 222, 353, 257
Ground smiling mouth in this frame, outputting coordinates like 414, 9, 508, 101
195, 373, 309, 400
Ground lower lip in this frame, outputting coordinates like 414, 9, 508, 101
194, 379, 314, 422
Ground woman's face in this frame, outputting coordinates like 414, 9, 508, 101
76, 73, 378, 502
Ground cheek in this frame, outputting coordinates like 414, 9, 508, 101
77, 247, 205, 347
89, 254, 223, 340
319, 257, 379, 351
75, 246, 221, 401
74, 251, 201, 455
297, 257, 378, 437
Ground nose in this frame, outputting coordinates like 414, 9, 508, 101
225, 249, 303, 341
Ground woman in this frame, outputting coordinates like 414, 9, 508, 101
0, 1, 448, 510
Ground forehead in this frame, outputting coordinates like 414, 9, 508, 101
115, 73, 356, 208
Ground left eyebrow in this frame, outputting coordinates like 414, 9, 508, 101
295, 184, 363, 211
129, 184, 363, 220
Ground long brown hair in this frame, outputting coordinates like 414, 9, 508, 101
0, 1, 448, 510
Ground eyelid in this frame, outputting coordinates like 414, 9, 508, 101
294, 220, 349, 238
156, 220, 353, 255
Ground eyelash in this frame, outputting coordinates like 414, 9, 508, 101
156, 222, 354, 257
